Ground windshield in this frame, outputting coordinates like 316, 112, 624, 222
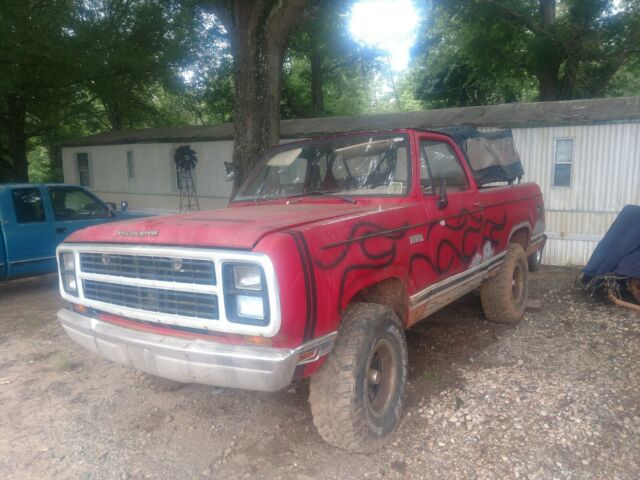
234, 134, 411, 202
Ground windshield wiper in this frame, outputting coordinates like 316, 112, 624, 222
286, 190, 357, 204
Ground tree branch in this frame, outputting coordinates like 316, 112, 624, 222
266, 0, 307, 49
199, 0, 234, 38
481, 0, 548, 37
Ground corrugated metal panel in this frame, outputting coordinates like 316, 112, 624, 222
544, 211, 618, 235
513, 123, 640, 265
543, 238, 598, 266
514, 123, 640, 212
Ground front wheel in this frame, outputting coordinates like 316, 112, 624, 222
481, 243, 529, 324
309, 303, 408, 453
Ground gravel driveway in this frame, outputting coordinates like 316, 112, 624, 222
0, 267, 638, 479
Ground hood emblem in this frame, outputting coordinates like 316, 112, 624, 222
117, 230, 158, 237
101, 254, 111, 266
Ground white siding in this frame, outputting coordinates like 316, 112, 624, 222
62, 141, 234, 212
513, 123, 640, 265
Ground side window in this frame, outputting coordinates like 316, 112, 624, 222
12, 188, 46, 223
553, 138, 573, 187
77, 153, 91, 187
48, 187, 108, 220
420, 140, 468, 193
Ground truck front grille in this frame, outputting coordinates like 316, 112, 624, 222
57, 244, 280, 337
83, 280, 218, 320
80, 253, 215, 285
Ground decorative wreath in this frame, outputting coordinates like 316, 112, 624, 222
174, 145, 198, 171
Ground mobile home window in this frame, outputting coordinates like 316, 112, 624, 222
126, 151, 135, 179
553, 138, 574, 187
76, 153, 91, 187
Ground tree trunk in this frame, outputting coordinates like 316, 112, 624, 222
558, 56, 578, 100
537, 63, 560, 101
536, 0, 560, 101
310, 46, 324, 115
539, 0, 556, 27
228, 0, 307, 194
6, 95, 29, 182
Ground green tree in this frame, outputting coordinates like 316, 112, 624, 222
0, 0, 207, 182
74, 0, 201, 131
0, 0, 82, 182
281, 1, 382, 118
412, 0, 640, 107
202, 1, 307, 192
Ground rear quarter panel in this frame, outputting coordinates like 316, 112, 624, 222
479, 182, 544, 254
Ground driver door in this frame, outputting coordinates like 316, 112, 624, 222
48, 186, 111, 244
418, 135, 485, 282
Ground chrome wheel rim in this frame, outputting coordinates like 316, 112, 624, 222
512, 263, 524, 303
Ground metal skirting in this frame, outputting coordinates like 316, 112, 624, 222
542, 233, 602, 266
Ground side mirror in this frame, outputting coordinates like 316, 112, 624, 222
436, 179, 448, 209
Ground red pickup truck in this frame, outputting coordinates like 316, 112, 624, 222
56, 128, 545, 452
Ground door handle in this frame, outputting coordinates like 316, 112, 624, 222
56, 227, 67, 233
472, 201, 486, 208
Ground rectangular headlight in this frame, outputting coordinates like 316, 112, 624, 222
233, 265, 262, 291
223, 262, 269, 326
236, 295, 265, 319
64, 273, 77, 292
62, 252, 75, 271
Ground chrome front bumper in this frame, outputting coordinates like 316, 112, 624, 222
57, 309, 336, 392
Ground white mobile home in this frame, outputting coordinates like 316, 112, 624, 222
61, 97, 640, 266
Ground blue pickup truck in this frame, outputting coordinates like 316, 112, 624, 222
0, 184, 145, 280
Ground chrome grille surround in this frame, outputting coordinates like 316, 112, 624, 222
56, 243, 281, 337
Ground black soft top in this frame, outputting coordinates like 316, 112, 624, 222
437, 127, 524, 185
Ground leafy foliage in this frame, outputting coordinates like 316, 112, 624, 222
410, 0, 640, 107
281, 1, 384, 118
0, 0, 208, 182
1, 0, 639, 183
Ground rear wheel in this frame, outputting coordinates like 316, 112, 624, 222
309, 303, 408, 453
481, 243, 529, 324
527, 249, 542, 272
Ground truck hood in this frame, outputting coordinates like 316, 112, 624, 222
64, 203, 378, 250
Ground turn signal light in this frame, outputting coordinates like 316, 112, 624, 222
72, 304, 88, 314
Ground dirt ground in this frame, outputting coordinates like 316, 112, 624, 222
0, 267, 638, 480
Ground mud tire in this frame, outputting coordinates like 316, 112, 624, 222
481, 243, 529, 324
527, 249, 542, 272
309, 303, 408, 453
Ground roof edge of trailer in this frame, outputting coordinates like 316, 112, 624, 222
61, 96, 640, 148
